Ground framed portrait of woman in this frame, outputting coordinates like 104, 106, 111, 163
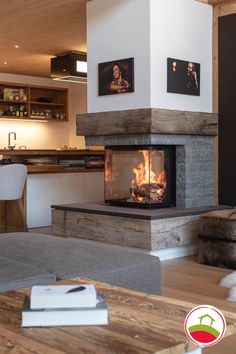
98, 58, 134, 96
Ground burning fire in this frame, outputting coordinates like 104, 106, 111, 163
105, 150, 114, 197
131, 150, 167, 203
105, 150, 112, 183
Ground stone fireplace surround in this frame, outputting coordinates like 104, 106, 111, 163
52, 108, 221, 256
77, 108, 218, 208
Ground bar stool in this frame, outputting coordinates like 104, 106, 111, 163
0, 164, 28, 231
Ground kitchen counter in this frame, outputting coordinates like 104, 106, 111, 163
0, 149, 104, 156
0, 149, 104, 174
0, 149, 105, 229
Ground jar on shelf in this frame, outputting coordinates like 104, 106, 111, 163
45, 110, 51, 119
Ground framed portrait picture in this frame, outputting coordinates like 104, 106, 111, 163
98, 58, 134, 96
167, 58, 200, 96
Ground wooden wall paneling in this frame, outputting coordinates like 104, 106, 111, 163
209, 0, 232, 4
212, 0, 236, 204
217, 0, 236, 16
195, 0, 229, 4
196, 0, 235, 4
213, 0, 236, 113
217, 6, 236, 205
213, 5, 219, 202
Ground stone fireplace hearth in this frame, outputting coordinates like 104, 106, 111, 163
52, 108, 223, 256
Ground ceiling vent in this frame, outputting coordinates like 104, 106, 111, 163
51, 51, 87, 84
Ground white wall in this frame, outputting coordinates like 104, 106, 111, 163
0, 73, 86, 149
87, 0, 212, 114
87, 0, 151, 113
150, 0, 212, 112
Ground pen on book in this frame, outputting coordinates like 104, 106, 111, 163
66, 286, 86, 293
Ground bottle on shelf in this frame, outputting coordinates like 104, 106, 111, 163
15, 107, 20, 117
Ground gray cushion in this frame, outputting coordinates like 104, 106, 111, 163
0, 256, 56, 292
85, 260, 161, 295
0, 232, 161, 294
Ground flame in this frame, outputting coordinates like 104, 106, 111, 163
131, 150, 167, 203
105, 150, 112, 183
105, 150, 113, 197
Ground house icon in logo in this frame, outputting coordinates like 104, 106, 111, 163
185, 305, 226, 347
199, 314, 215, 327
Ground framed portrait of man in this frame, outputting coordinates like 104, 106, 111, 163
167, 57, 200, 96
98, 58, 134, 96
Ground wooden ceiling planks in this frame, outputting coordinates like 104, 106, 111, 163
208, 0, 232, 4
0, 0, 233, 78
196, 0, 232, 4
0, 0, 86, 78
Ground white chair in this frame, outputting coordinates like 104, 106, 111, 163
0, 164, 28, 231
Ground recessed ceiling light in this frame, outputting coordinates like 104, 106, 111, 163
3, 61, 8, 65
14, 44, 20, 48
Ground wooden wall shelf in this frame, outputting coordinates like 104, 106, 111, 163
0, 82, 68, 122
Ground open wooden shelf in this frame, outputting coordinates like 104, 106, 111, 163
0, 99, 28, 104
0, 149, 105, 174
0, 82, 68, 122
30, 101, 66, 106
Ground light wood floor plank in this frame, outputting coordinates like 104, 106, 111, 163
162, 256, 236, 354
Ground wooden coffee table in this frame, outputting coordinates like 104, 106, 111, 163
0, 278, 236, 354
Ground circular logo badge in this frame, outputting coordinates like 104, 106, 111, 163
184, 305, 226, 347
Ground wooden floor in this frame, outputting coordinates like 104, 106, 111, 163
22, 227, 236, 353
162, 257, 236, 354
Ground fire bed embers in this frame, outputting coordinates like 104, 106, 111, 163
130, 183, 166, 203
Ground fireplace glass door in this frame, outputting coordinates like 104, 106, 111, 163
105, 146, 175, 209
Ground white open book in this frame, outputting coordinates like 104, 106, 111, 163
22, 295, 108, 327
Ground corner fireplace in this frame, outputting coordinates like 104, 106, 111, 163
105, 145, 176, 209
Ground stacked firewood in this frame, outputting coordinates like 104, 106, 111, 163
130, 183, 166, 203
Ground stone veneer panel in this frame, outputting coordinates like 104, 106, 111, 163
84, 134, 215, 208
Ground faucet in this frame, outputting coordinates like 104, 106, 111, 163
8, 132, 17, 150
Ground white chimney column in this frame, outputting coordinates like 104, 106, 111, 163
87, 0, 212, 114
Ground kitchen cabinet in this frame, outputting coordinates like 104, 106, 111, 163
27, 172, 104, 227
0, 149, 104, 229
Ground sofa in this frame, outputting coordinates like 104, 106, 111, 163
0, 232, 161, 294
